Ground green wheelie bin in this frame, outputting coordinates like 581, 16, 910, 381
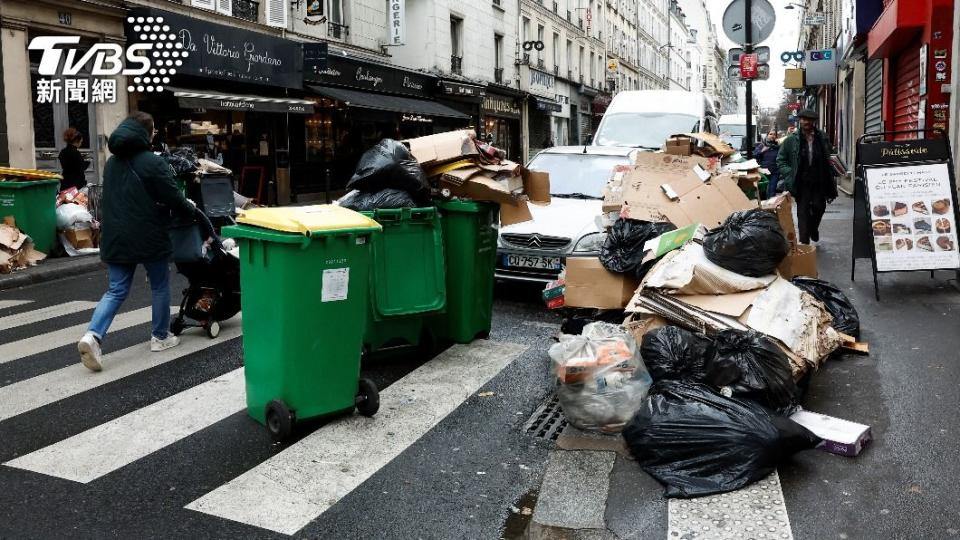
360, 207, 446, 356
427, 200, 499, 344
222, 205, 382, 441
0, 179, 60, 253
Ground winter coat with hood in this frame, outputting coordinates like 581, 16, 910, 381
100, 118, 195, 264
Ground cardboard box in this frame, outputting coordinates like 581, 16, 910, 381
610, 153, 753, 229
564, 257, 640, 309
664, 136, 693, 156
790, 410, 872, 457
778, 244, 817, 279
675, 132, 737, 158
403, 130, 479, 165
498, 200, 533, 226
762, 193, 798, 251
63, 227, 94, 249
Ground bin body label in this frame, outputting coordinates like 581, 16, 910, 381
321, 267, 350, 302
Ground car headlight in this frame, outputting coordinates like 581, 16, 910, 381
573, 232, 607, 252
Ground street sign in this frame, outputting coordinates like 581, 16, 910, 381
728, 47, 744, 64
805, 49, 837, 85
756, 64, 770, 80
740, 53, 759, 79
755, 46, 770, 64
787, 102, 802, 111
803, 13, 826, 26
729, 46, 769, 65
722, 0, 777, 46
728, 65, 741, 79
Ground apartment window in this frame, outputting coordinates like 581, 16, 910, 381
450, 16, 463, 74
522, 17, 530, 42
552, 33, 560, 71
537, 24, 545, 65
494, 34, 504, 83
566, 40, 573, 76
579, 46, 585, 80
589, 51, 595, 85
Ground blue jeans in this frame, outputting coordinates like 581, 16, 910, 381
766, 174, 780, 199
88, 261, 171, 341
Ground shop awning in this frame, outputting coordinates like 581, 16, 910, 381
169, 88, 315, 114
308, 86, 469, 119
531, 96, 562, 113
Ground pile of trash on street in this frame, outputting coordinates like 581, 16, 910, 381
56, 187, 100, 256
336, 130, 547, 225
544, 133, 871, 498
0, 222, 45, 273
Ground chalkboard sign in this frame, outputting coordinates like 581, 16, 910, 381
852, 131, 960, 299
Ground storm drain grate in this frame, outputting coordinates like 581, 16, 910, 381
523, 395, 567, 441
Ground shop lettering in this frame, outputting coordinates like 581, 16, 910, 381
219, 100, 254, 110
29, 36, 151, 76
402, 114, 432, 123
530, 70, 556, 89
245, 43, 282, 70
483, 96, 520, 115
317, 67, 342, 77
402, 76, 423, 90
356, 68, 384, 87
289, 105, 307, 113
203, 33, 241, 59
880, 146, 929, 158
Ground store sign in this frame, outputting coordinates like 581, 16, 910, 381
529, 68, 556, 98
127, 8, 303, 89
482, 94, 521, 118
177, 96, 314, 114
304, 47, 433, 97
805, 49, 837, 86
388, 0, 405, 46
402, 114, 432, 123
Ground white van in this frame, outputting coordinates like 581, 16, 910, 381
717, 114, 764, 152
592, 90, 719, 149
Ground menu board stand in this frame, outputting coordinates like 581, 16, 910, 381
852, 130, 960, 300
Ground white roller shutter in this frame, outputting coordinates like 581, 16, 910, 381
216, 0, 232, 16
191, 0, 216, 10
265, 0, 288, 28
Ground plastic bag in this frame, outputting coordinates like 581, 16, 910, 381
600, 219, 676, 278
640, 326, 714, 383
56, 203, 94, 230
559, 309, 627, 335
165, 147, 199, 176
347, 139, 430, 200
338, 189, 418, 211
549, 322, 653, 432
702, 209, 789, 277
622, 381, 820, 498
791, 277, 860, 338
704, 330, 800, 412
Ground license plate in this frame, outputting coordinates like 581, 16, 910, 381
502, 254, 561, 269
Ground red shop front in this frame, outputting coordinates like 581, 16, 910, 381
867, 0, 954, 140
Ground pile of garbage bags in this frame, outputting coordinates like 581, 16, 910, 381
56, 187, 99, 256
600, 219, 676, 279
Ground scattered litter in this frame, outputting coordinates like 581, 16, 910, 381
477, 391, 496, 397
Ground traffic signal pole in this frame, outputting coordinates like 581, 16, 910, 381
744, 0, 753, 152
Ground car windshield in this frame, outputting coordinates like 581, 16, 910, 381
528, 152, 633, 198
719, 124, 747, 136
594, 112, 700, 148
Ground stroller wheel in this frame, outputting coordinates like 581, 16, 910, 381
206, 321, 221, 339
170, 319, 185, 337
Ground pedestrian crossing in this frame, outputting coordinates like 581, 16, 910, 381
0, 297, 527, 536
0, 299, 32, 311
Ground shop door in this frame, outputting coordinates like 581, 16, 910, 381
864, 58, 884, 135
30, 71, 99, 185
892, 43, 922, 140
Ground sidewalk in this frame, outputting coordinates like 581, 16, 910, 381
0, 254, 103, 291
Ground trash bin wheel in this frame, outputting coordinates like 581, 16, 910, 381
265, 400, 295, 441
206, 321, 220, 339
170, 319, 185, 337
355, 378, 380, 417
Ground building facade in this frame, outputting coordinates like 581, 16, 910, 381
666, 1, 691, 90
677, 0, 722, 103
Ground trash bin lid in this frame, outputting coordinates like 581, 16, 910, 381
0, 167, 62, 182
236, 204, 382, 235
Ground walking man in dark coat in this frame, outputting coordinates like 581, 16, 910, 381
776, 109, 838, 244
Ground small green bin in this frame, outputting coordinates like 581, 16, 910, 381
0, 179, 60, 253
428, 200, 499, 344
360, 207, 446, 354
222, 205, 382, 441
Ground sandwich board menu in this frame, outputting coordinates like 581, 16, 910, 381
853, 132, 960, 300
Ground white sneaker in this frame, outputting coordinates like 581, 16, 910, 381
78, 333, 103, 372
151, 334, 180, 352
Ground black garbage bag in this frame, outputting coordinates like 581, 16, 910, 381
600, 219, 676, 278
346, 139, 429, 201
622, 381, 821, 498
560, 309, 626, 335
704, 330, 800, 412
702, 209, 789, 277
165, 147, 199, 176
338, 189, 418, 212
791, 277, 861, 338
639, 326, 714, 382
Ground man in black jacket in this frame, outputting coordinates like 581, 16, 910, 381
78, 112, 197, 372
776, 109, 838, 244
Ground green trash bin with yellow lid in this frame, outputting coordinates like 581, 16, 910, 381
222, 204, 382, 441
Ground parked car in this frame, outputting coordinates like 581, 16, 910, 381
592, 90, 719, 150
495, 146, 638, 283
718, 114, 762, 153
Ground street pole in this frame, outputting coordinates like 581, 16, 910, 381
744, 0, 753, 153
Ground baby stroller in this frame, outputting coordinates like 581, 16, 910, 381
170, 209, 241, 338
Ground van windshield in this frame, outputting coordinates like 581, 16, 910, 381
595, 112, 700, 148
719, 124, 747, 136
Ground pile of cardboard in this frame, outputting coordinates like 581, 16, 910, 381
662, 132, 737, 159
0, 221, 46, 273
727, 159, 764, 195
56, 189, 100, 254
403, 130, 550, 225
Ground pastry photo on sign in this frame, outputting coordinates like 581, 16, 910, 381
936, 218, 951, 233
893, 202, 909, 216
875, 237, 893, 252
895, 238, 914, 251
913, 201, 929, 215
893, 223, 912, 235
933, 198, 951, 215
914, 218, 933, 232
916, 236, 934, 252
937, 236, 954, 251
873, 204, 890, 217
872, 220, 892, 236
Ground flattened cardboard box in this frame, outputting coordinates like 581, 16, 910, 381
403, 130, 478, 165
790, 410, 872, 457
674, 132, 737, 158
762, 193, 798, 252
778, 244, 817, 279
564, 257, 639, 309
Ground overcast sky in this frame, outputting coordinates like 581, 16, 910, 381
705, 0, 804, 108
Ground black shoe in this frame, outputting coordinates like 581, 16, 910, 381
810, 230, 819, 242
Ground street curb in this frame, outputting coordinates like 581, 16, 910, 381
0, 256, 104, 292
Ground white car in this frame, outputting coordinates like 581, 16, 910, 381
495, 146, 637, 283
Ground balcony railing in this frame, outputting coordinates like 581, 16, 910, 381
451, 55, 463, 75
523, 53, 531, 64
537, 58, 545, 69
553, 65, 559, 75
328, 22, 349, 40
233, 0, 258, 22
495, 68, 504, 84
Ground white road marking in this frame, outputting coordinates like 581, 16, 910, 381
0, 301, 97, 331
0, 300, 32, 311
0, 306, 167, 365
0, 316, 241, 423
666, 472, 793, 540
5, 368, 246, 483
186, 339, 527, 536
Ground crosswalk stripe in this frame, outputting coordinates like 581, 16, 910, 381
5, 368, 246, 483
0, 316, 242, 423
0, 300, 32, 311
0, 306, 166, 364
186, 339, 527, 536
666, 471, 793, 540
0, 300, 97, 330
